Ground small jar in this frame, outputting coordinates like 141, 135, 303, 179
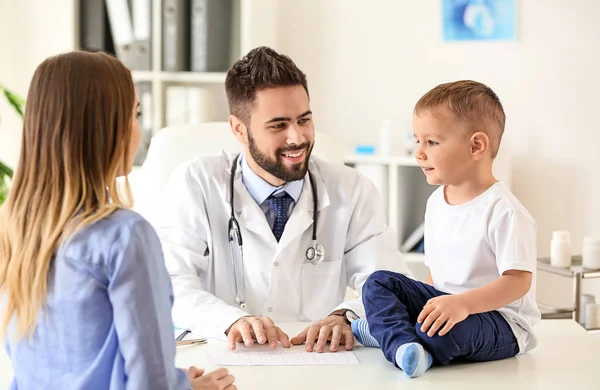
550, 230, 571, 268
582, 237, 600, 270
585, 303, 600, 329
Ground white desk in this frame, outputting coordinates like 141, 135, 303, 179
1, 320, 598, 389
176, 320, 600, 390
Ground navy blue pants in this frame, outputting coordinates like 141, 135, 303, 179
362, 270, 519, 366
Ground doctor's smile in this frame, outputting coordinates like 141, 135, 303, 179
280, 147, 307, 164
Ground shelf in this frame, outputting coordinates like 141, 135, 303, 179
537, 256, 600, 279
131, 71, 154, 82
131, 71, 228, 84
344, 154, 420, 167
160, 72, 227, 84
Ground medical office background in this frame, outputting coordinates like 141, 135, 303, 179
1, 0, 599, 327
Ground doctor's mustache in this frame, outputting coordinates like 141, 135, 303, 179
276, 142, 312, 154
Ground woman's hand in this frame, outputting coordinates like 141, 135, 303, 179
187, 366, 236, 390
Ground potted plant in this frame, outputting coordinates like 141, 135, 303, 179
0, 84, 25, 204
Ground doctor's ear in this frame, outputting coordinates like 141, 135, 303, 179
229, 115, 249, 145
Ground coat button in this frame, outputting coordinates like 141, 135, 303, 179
268, 307, 273, 312
274, 262, 279, 267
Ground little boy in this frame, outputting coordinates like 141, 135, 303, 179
352, 80, 541, 378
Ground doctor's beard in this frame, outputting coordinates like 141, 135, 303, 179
247, 129, 313, 183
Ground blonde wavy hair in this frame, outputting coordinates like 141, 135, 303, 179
0, 51, 135, 339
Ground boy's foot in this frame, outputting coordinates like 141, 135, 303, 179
351, 318, 380, 347
395, 343, 433, 378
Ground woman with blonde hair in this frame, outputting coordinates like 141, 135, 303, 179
0, 51, 235, 390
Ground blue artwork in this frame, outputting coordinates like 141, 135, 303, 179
443, 0, 517, 41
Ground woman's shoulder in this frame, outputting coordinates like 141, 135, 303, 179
59, 209, 157, 267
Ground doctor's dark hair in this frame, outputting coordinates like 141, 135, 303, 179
225, 46, 309, 124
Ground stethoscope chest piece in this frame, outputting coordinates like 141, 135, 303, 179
306, 242, 325, 265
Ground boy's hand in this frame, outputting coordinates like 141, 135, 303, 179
417, 295, 469, 337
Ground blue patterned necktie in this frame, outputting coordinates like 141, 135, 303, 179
268, 193, 294, 242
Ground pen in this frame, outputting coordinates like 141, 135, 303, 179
175, 329, 190, 342
176, 338, 208, 347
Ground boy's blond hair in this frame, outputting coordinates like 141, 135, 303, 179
414, 80, 506, 158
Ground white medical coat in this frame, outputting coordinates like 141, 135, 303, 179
153, 152, 412, 338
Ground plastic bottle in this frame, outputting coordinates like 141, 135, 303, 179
582, 237, 600, 270
550, 230, 571, 268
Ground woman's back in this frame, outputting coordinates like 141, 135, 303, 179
1, 50, 234, 390
5, 209, 188, 389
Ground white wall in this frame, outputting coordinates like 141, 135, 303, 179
278, 0, 600, 303
279, 0, 600, 256
0, 0, 76, 168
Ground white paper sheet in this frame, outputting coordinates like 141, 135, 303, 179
208, 347, 360, 366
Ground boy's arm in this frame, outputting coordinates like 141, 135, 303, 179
458, 270, 532, 314
426, 269, 433, 286
419, 208, 536, 336
460, 207, 536, 312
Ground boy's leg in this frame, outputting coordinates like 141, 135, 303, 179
361, 270, 445, 374
416, 310, 519, 365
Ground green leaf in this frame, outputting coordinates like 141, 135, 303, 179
0, 160, 13, 179
3, 87, 25, 118
0, 83, 25, 124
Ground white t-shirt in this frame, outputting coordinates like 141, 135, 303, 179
424, 182, 541, 354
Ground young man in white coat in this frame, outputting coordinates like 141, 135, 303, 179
154, 46, 412, 353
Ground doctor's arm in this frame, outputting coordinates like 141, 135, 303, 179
152, 164, 249, 339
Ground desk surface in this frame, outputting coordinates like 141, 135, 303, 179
1, 320, 598, 389
176, 320, 600, 390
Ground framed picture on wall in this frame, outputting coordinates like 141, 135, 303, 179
442, 0, 517, 41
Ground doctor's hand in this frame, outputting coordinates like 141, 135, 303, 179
225, 316, 292, 350
417, 295, 469, 337
187, 367, 236, 390
290, 315, 354, 353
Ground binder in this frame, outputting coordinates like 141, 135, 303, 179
105, 0, 152, 70
190, 0, 232, 72
134, 82, 153, 165
80, 0, 108, 52
126, 0, 152, 70
105, 0, 135, 60
162, 0, 190, 71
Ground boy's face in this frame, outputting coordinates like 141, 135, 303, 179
412, 109, 474, 186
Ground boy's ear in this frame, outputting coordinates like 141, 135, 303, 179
470, 131, 490, 160
229, 115, 249, 145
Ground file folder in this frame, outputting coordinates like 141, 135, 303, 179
190, 0, 233, 72
105, 0, 151, 70
80, 0, 108, 52
162, 0, 190, 71
127, 0, 152, 70
105, 0, 135, 60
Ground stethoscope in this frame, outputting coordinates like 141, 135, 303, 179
228, 154, 325, 309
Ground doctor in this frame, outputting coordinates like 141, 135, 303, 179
154, 46, 411, 353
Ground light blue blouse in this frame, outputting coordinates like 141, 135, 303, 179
4, 209, 190, 389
